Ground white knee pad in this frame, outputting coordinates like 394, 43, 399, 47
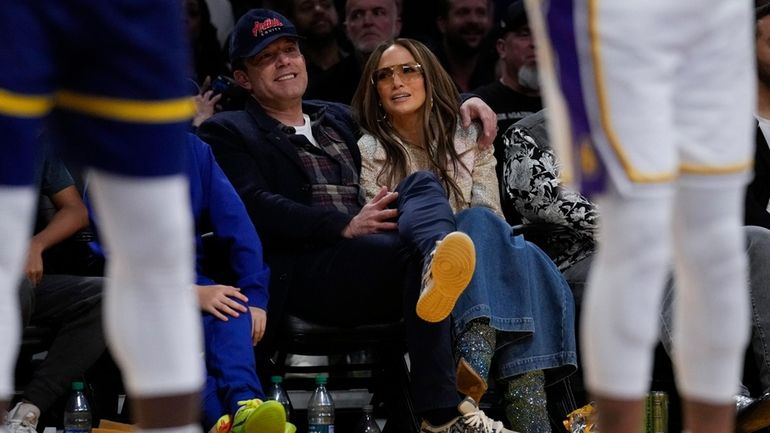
672, 185, 749, 403
0, 187, 36, 399
582, 189, 674, 399
88, 172, 203, 397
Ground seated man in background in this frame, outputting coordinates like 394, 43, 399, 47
87, 134, 292, 433
472, 0, 542, 224
285, 0, 347, 80
304, 0, 402, 103
5, 148, 105, 433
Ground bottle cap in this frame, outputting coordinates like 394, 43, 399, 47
315, 374, 328, 385
72, 381, 84, 391
271, 375, 283, 384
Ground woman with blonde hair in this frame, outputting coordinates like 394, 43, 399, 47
352, 38, 577, 433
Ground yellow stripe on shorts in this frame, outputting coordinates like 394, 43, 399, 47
0, 88, 54, 118
587, 0, 674, 184
55, 90, 195, 124
680, 160, 753, 176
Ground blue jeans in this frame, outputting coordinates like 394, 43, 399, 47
453, 207, 577, 384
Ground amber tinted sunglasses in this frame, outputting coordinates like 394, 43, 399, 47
371, 63, 424, 85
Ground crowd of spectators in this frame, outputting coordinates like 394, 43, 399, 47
7, 1, 770, 433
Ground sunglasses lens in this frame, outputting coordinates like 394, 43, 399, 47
374, 68, 393, 83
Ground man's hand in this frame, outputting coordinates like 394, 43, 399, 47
342, 186, 399, 238
460, 96, 497, 150
24, 241, 44, 287
250, 307, 267, 346
196, 284, 249, 321
24, 184, 88, 287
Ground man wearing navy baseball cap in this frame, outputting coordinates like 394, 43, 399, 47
227, 8, 308, 119
198, 9, 510, 433
229, 9, 303, 66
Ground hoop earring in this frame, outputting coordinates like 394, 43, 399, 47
377, 102, 389, 122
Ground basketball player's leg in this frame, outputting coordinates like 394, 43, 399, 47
0, 0, 55, 418
671, 1, 755, 431
573, 0, 682, 430
53, 0, 204, 429
88, 173, 203, 428
582, 188, 674, 433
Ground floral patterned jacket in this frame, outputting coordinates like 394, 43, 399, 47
502, 110, 599, 270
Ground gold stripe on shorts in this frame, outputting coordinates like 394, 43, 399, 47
680, 160, 753, 176
55, 90, 195, 123
0, 88, 54, 118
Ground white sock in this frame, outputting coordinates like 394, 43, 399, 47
88, 171, 203, 397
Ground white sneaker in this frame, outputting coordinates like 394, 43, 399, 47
5, 402, 40, 433
420, 397, 517, 433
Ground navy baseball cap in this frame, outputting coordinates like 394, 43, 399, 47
500, 0, 528, 34
229, 9, 302, 63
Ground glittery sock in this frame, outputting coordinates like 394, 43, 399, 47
504, 370, 550, 433
455, 318, 496, 382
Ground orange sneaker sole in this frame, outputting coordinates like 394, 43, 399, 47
416, 231, 475, 323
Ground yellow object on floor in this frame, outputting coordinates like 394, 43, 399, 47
563, 403, 597, 433
96, 419, 135, 432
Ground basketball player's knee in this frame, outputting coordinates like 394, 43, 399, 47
113, 210, 192, 275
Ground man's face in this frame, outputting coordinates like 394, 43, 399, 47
344, 0, 401, 55
292, 0, 339, 40
437, 0, 493, 54
758, 16, 770, 88
498, 26, 537, 87
235, 38, 308, 107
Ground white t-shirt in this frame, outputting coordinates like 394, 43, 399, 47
294, 114, 320, 148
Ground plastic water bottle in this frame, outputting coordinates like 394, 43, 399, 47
64, 381, 92, 433
268, 375, 293, 421
307, 375, 334, 433
356, 405, 382, 433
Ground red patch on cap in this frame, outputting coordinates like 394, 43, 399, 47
252, 18, 284, 36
